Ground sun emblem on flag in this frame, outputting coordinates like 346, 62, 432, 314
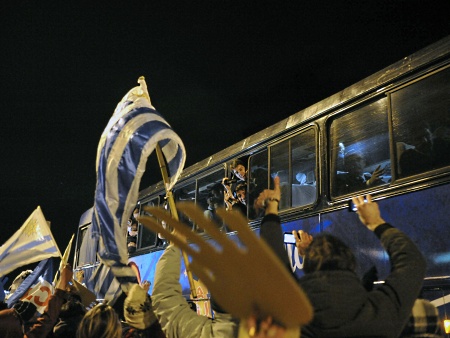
23, 219, 43, 239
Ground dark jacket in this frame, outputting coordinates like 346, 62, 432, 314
260, 216, 426, 338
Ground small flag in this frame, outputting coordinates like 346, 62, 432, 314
91, 77, 186, 294
53, 234, 74, 285
0, 207, 61, 277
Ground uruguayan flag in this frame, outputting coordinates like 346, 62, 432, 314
91, 77, 186, 295
0, 207, 61, 277
88, 262, 122, 302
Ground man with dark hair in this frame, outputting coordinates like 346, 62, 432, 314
302, 234, 357, 273
258, 191, 426, 337
301, 195, 426, 337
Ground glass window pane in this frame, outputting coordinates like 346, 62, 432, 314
174, 182, 196, 230
138, 198, 159, 249
392, 67, 450, 178
270, 128, 317, 210
197, 169, 226, 231
291, 129, 317, 207
330, 98, 391, 197
248, 151, 268, 219
270, 140, 290, 210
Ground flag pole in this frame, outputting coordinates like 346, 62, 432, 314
53, 233, 74, 285
155, 144, 197, 299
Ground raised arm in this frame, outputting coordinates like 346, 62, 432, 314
25, 264, 73, 338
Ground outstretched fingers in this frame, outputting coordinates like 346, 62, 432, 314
176, 202, 236, 252
215, 208, 262, 249
139, 206, 219, 261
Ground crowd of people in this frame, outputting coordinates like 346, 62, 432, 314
0, 168, 444, 337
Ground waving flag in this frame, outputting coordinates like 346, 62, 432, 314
0, 206, 61, 277
91, 76, 186, 296
53, 233, 74, 285
88, 262, 121, 302
6, 258, 54, 314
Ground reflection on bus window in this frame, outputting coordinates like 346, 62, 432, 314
197, 170, 226, 232
270, 128, 317, 210
174, 182, 196, 230
248, 151, 269, 219
76, 225, 98, 267
330, 99, 391, 197
392, 66, 450, 178
138, 198, 160, 249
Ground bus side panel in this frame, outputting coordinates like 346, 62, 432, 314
376, 183, 450, 279
129, 251, 165, 294
281, 183, 450, 282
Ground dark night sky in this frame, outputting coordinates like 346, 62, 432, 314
2, 1, 450, 280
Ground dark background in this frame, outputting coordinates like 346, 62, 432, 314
2, 1, 450, 284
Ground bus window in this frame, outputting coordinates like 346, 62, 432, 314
197, 169, 226, 231
138, 197, 160, 249
174, 182, 196, 230
75, 224, 99, 267
270, 128, 317, 210
392, 66, 450, 178
248, 151, 269, 219
330, 99, 391, 197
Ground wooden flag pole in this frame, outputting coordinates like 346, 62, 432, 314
155, 144, 197, 298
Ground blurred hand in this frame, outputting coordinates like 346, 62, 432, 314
255, 176, 281, 215
57, 264, 73, 291
351, 195, 385, 231
141, 280, 151, 292
246, 315, 287, 338
367, 165, 384, 185
292, 230, 313, 256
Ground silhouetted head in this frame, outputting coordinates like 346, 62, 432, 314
344, 153, 366, 175
303, 233, 356, 274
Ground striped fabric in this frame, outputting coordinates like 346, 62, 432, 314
0, 207, 61, 277
6, 258, 54, 314
91, 77, 186, 297
400, 298, 443, 337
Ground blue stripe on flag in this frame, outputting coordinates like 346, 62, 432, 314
6, 258, 53, 309
92, 78, 185, 296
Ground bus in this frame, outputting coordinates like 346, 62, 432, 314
74, 35, 450, 329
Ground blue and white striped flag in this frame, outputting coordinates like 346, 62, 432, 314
91, 77, 186, 296
88, 262, 122, 302
6, 258, 54, 314
0, 206, 61, 277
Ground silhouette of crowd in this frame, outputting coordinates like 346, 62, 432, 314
0, 166, 445, 338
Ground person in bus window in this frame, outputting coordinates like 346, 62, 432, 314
204, 183, 225, 228
127, 219, 138, 254
336, 152, 384, 195
431, 124, 450, 168
398, 126, 434, 178
231, 159, 247, 182
228, 182, 247, 217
